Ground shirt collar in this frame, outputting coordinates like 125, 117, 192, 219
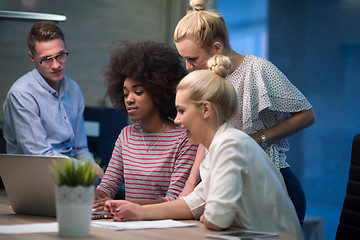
207, 122, 234, 150
32, 68, 68, 97
214, 122, 233, 138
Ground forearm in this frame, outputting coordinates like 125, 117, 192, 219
128, 198, 165, 205
251, 108, 315, 145
142, 199, 193, 220
105, 198, 194, 222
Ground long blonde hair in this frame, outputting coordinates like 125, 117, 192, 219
177, 55, 237, 126
174, 0, 231, 55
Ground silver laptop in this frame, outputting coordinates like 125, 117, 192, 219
0, 154, 68, 217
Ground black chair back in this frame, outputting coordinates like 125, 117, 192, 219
335, 134, 360, 239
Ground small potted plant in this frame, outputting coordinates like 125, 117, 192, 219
50, 158, 97, 237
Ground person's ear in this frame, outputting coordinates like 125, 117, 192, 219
29, 51, 36, 64
202, 101, 212, 119
213, 41, 223, 55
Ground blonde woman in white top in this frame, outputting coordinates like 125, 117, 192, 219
104, 55, 303, 240
173, 0, 316, 224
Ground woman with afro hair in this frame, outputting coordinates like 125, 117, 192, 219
93, 41, 198, 211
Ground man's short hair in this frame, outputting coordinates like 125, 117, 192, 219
27, 21, 65, 54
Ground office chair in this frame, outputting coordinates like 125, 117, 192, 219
335, 134, 360, 239
83, 107, 128, 168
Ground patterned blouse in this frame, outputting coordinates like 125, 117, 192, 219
226, 55, 312, 168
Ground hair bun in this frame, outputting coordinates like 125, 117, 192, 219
189, 0, 207, 11
207, 55, 232, 78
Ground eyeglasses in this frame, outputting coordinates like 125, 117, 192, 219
39, 52, 69, 66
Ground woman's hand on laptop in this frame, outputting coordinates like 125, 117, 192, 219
93, 188, 111, 213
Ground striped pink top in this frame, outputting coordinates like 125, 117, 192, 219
98, 123, 198, 201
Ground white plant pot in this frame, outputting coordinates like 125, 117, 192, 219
55, 185, 95, 237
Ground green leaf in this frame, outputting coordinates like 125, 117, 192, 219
49, 157, 97, 186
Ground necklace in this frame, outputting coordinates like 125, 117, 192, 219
141, 121, 166, 152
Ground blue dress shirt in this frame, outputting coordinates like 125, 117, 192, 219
3, 68, 94, 163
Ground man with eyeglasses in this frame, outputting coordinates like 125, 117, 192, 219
3, 21, 103, 177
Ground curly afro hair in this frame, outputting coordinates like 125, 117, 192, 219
104, 41, 187, 120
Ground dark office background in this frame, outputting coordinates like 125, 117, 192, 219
1, 0, 360, 239
218, 0, 360, 239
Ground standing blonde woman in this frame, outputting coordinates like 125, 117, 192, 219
104, 55, 303, 240
174, 0, 315, 224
